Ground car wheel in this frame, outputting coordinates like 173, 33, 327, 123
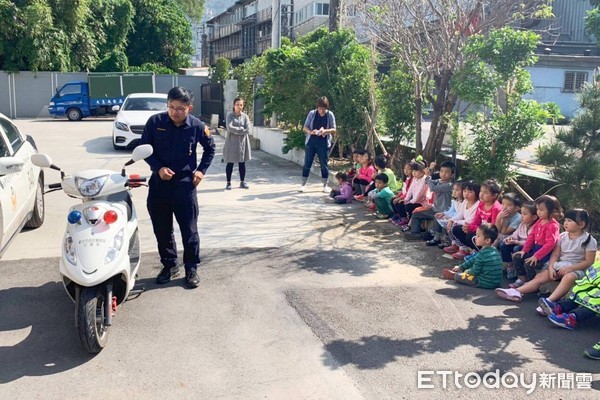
67, 108, 83, 121
25, 175, 45, 229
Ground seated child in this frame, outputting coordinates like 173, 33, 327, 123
443, 180, 480, 254
390, 159, 428, 228
405, 160, 455, 243
538, 261, 600, 330
347, 150, 361, 181
499, 203, 538, 279
452, 179, 502, 259
368, 173, 394, 219
435, 181, 464, 248
353, 151, 376, 200
442, 223, 503, 289
507, 195, 562, 289
328, 172, 353, 204
495, 192, 522, 244
497, 209, 596, 305
365, 155, 399, 210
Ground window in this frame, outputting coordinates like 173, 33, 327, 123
0, 118, 23, 152
315, 3, 329, 16
563, 71, 588, 92
58, 84, 81, 97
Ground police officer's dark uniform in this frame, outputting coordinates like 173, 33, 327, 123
140, 111, 215, 287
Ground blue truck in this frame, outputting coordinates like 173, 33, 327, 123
48, 72, 155, 121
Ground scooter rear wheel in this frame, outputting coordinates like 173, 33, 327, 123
78, 287, 109, 353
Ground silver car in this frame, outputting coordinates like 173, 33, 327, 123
0, 113, 44, 257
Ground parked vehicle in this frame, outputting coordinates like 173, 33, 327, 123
0, 113, 44, 258
112, 93, 167, 150
31, 144, 153, 353
48, 72, 155, 121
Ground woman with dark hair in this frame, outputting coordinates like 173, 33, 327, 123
223, 97, 251, 189
299, 96, 336, 193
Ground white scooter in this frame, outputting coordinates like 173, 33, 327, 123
31, 144, 153, 353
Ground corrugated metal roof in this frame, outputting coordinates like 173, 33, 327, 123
535, 0, 594, 44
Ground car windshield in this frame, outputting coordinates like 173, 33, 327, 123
123, 98, 167, 111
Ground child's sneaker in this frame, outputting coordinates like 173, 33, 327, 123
538, 298, 562, 316
495, 288, 523, 302
398, 217, 409, 226
506, 267, 517, 280
354, 194, 365, 201
400, 225, 411, 232
548, 312, 577, 330
535, 306, 545, 316
368, 203, 376, 211
441, 268, 456, 280
584, 341, 600, 360
452, 250, 468, 260
375, 212, 389, 219
443, 244, 460, 253
508, 279, 526, 289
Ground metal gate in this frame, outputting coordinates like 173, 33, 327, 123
199, 83, 224, 127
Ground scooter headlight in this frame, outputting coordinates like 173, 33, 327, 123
105, 229, 124, 264
75, 175, 109, 197
64, 232, 77, 265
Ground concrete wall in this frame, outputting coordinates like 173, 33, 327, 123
524, 65, 592, 118
251, 126, 306, 166
0, 71, 209, 119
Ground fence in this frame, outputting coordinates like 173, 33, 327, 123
0, 71, 210, 118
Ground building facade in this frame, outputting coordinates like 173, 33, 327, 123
525, 0, 599, 118
203, 0, 291, 67
203, 0, 342, 67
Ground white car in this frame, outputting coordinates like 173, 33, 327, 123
0, 113, 44, 258
112, 93, 168, 150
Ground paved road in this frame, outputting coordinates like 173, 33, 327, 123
0, 119, 598, 399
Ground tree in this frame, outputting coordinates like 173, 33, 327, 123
352, 0, 553, 161
586, 0, 600, 40
233, 55, 267, 121
537, 70, 600, 229
329, 0, 341, 31
0, 0, 70, 71
127, 0, 193, 71
378, 58, 415, 158
454, 27, 552, 183
90, 0, 135, 56
175, 0, 205, 21
95, 50, 129, 72
211, 57, 232, 82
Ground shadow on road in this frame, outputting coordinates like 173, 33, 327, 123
0, 282, 95, 383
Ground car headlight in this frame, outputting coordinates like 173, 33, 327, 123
49, 102, 55, 106
64, 233, 77, 265
115, 121, 129, 131
105, 228, 124, 264
75, 175, 109, 197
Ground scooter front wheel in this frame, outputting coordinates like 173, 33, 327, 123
78, 287, 110, 353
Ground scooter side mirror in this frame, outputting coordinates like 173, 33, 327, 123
31, 153, 53, 168
131, 144, 153, 162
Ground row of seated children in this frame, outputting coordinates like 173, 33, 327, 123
330, 153, 600, 359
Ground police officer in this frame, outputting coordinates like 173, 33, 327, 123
140, 86, 215, 288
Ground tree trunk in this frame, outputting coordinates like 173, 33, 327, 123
414, 78, 423, 156
424, 70, 453, 161
329, 0, 341, 32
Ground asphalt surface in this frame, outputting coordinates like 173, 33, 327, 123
0, 118, 598, 399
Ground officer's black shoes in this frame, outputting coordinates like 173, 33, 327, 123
240, 181, 249, 189
185, 270, 200, 289
156, 266, 180, 284
226, 182, 232, 190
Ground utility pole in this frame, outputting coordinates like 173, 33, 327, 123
270, 0, 281, 127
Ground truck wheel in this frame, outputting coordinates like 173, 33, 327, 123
67, 108, 83, 121
25, 176, 44, 229
78, 287, 110, 353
